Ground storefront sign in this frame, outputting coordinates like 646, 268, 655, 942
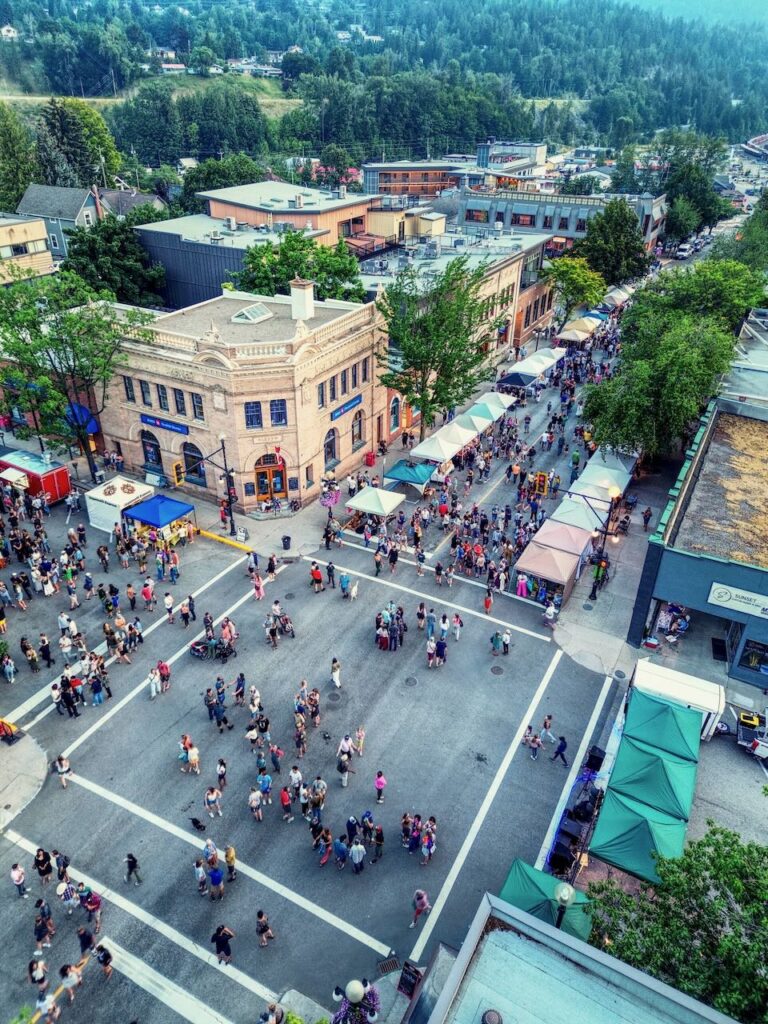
330, 393, 362, 422
140, 413, 189, 436
708, 582, 768, 620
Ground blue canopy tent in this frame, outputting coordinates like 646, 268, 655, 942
383, 459, 434, 493
123, 494, 196, 530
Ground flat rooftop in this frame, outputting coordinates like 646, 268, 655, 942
150, 292, 360, 346
675, 412, 768, 569
358, 230, 552, 293
0, 216, 33, 227
133, 213, 326, 247
720, 310, 768, 408
438, 897, 734, 1024
196, 180, 378, 213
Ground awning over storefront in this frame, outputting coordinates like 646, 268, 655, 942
382, 460, 435, 492
499, 859, 592, 941
346, 487, 404, 517
123, 494, 195, 528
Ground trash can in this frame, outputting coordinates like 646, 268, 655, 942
364, 450, 376, 467
282, 535, 291, 551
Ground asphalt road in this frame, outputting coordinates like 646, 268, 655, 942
0, 390, 614, 1023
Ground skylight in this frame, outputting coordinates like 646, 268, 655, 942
231, 303, 272, 325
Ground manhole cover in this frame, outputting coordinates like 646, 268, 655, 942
405, 676, 418, 687
284, 593, 295, 600
614, 669, 626, 680
491, 666, 504, 675
3, 803, 10, 810
327, 692, 341, 703
582, 602, 594, 610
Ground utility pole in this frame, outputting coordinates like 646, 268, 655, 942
111, 67, 117, 96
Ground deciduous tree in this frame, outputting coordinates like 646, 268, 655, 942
234, 230, 364, 302
180, 154, 268, 213
375, 256, 497, 440
576, 198, 650, 285
540, 256, 605, 325
664, 196, 699, 245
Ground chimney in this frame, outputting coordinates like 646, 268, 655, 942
295, 192, 304, 209
290, 278, 315, 321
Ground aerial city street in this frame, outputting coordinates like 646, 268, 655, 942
0, 1, 767, 1021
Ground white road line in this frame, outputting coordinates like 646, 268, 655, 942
59, 565, 286, 758
306, 556, 550, 642
533, 673, 614, 870
7, 552, 248, 725
408, 649, 563, 962
67, 773, 390, 957
5, 829, 276, 1003
101, 937, 235, 1024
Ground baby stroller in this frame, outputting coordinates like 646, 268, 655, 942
215, 638, 238, 663
278, 611, 296, 638
189, 639, 209, 659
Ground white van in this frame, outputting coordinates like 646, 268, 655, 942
675, 243, 693, 259
631, 658, 726, 740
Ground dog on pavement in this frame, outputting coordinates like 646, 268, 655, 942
350, 580, 359, 602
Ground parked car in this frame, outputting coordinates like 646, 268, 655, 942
675, 243, 693, 259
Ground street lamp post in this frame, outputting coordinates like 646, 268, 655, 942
554, 881, 576, 929
217, 435, 237, 537
567, 485, 621, 601
332, 979, 380, 1024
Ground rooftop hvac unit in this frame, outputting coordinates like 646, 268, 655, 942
210, 230, 222, 243
225, 216, 237, 230
295, 193, 303, 209
339, 184, 347, 198
236, 221, 248, 231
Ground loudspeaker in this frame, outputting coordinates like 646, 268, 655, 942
549, 842, 575, 874
586, 745, 605, 772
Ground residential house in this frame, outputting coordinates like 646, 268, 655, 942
161, 63, 186, 74
0, 217, 53, 283
98, 189, 167, 218
100, 282, 386, 512
16, 185, 102, 260
0, 24, 18, 40
177, 158, 199, 176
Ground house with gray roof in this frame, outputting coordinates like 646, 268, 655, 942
16, 184, 102, 259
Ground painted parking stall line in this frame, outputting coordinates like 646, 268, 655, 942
5, 829, 276, 1003
408, 648, 563, 962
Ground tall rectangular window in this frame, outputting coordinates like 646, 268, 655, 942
270, 399, 288, 427
191, 392, 204, 421
139, 380, 152, 406
329, 376, 337, 402
123, 376, 136, 403
341, 369, 348, 395
244, 401, 263, 429
156, 384, 169, 411
351, 363, 358, 389
317, 382, 325, 408
362, 357, 369, 382
174, 389, 186, 415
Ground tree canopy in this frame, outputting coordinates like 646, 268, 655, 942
233, 231, 365, 303
179, 154, 268, 213
576, 198, 650, 286
540, 256, 605, 326
664, 197, 699, 245
375, 256, 497, 440
0, 101, 38, 210
588, 825, 768, 1024
0, 272, 152, 477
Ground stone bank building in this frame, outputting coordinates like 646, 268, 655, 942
101, 281, 385, 513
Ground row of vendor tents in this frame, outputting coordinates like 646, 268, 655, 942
557, 285, 635, 345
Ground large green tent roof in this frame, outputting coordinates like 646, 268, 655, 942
609, 735, 697, 821
499, 859, 593, 940
589, 790, 688, 884
623, 688, 701, 763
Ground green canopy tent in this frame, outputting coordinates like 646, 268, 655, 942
499, 859, 593, 940
609, 735, 697, 820
588, 789, 688, 884
623, 688, 701, 763
383, 460, 435, 493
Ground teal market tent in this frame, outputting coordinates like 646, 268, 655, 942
499, 859, 593, 940
123, 494, 196, 528
383, 460, 434, 492
623, 688, 701, 763
608, 735, 697, 820
589, 789, 688, 884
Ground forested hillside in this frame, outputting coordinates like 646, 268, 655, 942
0, 0, 766, 162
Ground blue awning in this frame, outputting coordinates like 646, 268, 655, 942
497, 369, 538, 388
123, 495, 195, 528
65, 402, 99, 435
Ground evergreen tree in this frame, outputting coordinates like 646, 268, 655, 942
35, 123, 79, 188
0, 102, 39, 210
576, 198, 650, 286
40, 98, 94, 185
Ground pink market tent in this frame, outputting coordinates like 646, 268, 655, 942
514, 541, 581, 602
533, 519, 594, 578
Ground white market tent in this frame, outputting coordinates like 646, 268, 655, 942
410, 432, 465, 463
85, 475, 154, 533
578, 463, 631, 497
345, 486, 404, 517
558, 328, 591, 344
436, 421, 477, 447
525, 347, 566, 375
561, 317, 599, 335
454, 410, 495, 433
0, 466, 30, 489
479, 391, 517, 410
566, 480, 614, 510
550, 496, 608, 532
594, 448, 639, 477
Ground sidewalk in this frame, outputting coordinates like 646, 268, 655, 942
0, 731, 48, 830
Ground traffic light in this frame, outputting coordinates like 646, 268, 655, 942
172, 461, 184, 486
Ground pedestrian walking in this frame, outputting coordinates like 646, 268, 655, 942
410, 889, 431, 928
350, 837, 366, 874
54, 755, 71, 789
208, 862, 225, 901
326, 562, 336, 588
211, 925, 235, 963
452, 613, 463, 642
194, 859, 208, 896
642, 506, 652, 531
77, 926, 95, 956
502, 629, 511, 655
373, 550, 382, 576
541, 715, 556, 744
225, 845, 237, 882
58, 964, 83, 1004
124, 853, 142, 885
550, 736, 569, 766
256, 910, 274, 947
34, 848, 53, 886
95, 944, 113, 979
33, 915, 52, 954
374, 770, 387, 804
529, 733, 543, 761
279, 787, 294, 822
371, 825, 384, 863
217, 758, 228, 790
331, 657, 341, 689
163, 593, 174, 623
204, 786, 223, 818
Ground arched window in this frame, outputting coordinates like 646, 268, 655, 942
182, 442, 206, 486
324, 428, 339, 468
140, 429, 162, 469
351, 409, 364, 448
390, 396, 400, 432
